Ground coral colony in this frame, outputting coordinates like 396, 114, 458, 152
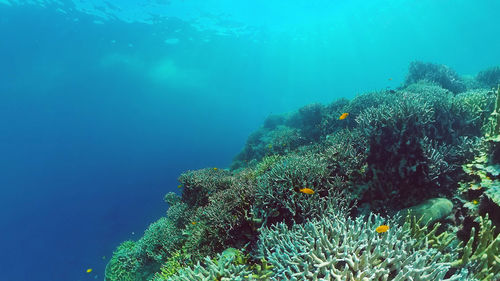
105, 62, 500, 281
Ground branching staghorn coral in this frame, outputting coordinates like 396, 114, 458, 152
179, 168, 233, 207
322, 128, 368, 189
452, 89, 495, 136
258, 210, 469, 281
355, 86, 483, 212
253, 151, 339, 225
181, 168, 258, 260
404, 61, 466, 93
489, 85, 500, 138
476, 66, 500, 88
105, 241, 144, 281
451, 214, 500, 280
165, 249, 253, 281
136, 217, 185, 263
287, 103, 325, 142
166, 201, 192, 228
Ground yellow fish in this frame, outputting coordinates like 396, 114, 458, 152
375, 225, 389, 233
472, 199, 479, 205
177, 184, 182, 188
191, 221, 197, 225
86, 268, 93, 273
213, 167, 218, 171
299, 188, 315, 195
339, 113, 349, 120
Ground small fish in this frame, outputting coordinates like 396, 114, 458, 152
86, 268, 93, 273
375, 225, 389, 233
177, 184, 182, 188
191, 221, 197, 225
213, 167, 218, 171
299, 188, 315, 195
339, 113, 349, 120
388, 77, 393, 81
472, 199, 479, 205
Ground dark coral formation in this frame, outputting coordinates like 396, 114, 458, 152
404, 61, 466, 93
105, 63, 500, 281
476, 66, 500, 89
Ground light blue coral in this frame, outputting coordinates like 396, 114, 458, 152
258, 210, 469, 281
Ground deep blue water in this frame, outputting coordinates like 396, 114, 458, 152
0, 1, 499, 280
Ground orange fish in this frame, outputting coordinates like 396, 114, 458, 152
339, 113, 349, 120
375, 225, 389, 233
191, 222, 197, 225
299, 188, 315, 195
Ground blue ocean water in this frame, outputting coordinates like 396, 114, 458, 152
0, 0, 499, 280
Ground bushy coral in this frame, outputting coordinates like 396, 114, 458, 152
106, 63, 500, 281
287, 103, 325, 141
404, 61, 466, 93
166, 201, 192, 228
149, 250, 191, 281
355, 87, 482, 212
182, 169, 258, 259
322, 128, 368, 192
258, 210, 468, 280
105, 241, 143, 281
253, 151, 343, 225
476, 66, 500, 88
452, 88, 496, 136
231, 125, 305, 170
179, 168, 233, 207
157, 248, 274, 281
136, 217, 184, 263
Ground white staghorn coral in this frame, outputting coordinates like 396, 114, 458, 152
258, 211, 470, 281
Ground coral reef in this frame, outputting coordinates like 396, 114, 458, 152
136, 218, 184, 263
258, 210, 467, 280
476, 66, 500, 89
404, 61, 466, 93
451, 215, 500, 281
105, 241, 144, 281
105, 63, 500, 281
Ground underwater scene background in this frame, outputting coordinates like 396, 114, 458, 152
1, 0, 500, 280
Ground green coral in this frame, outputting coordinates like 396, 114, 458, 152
404, 213, 459, 254
136, 217, 184, 263
106, 65, 500, 281
488, 85, 500, 138
451, 214, 500, 280
167, 250, 252, 280
157, 248, 274, 281
254, 151, 343, 225
181, 170, 257, 260
150, 250, 191, 281
179, 168, 233, 207
105, 241, 142, 281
